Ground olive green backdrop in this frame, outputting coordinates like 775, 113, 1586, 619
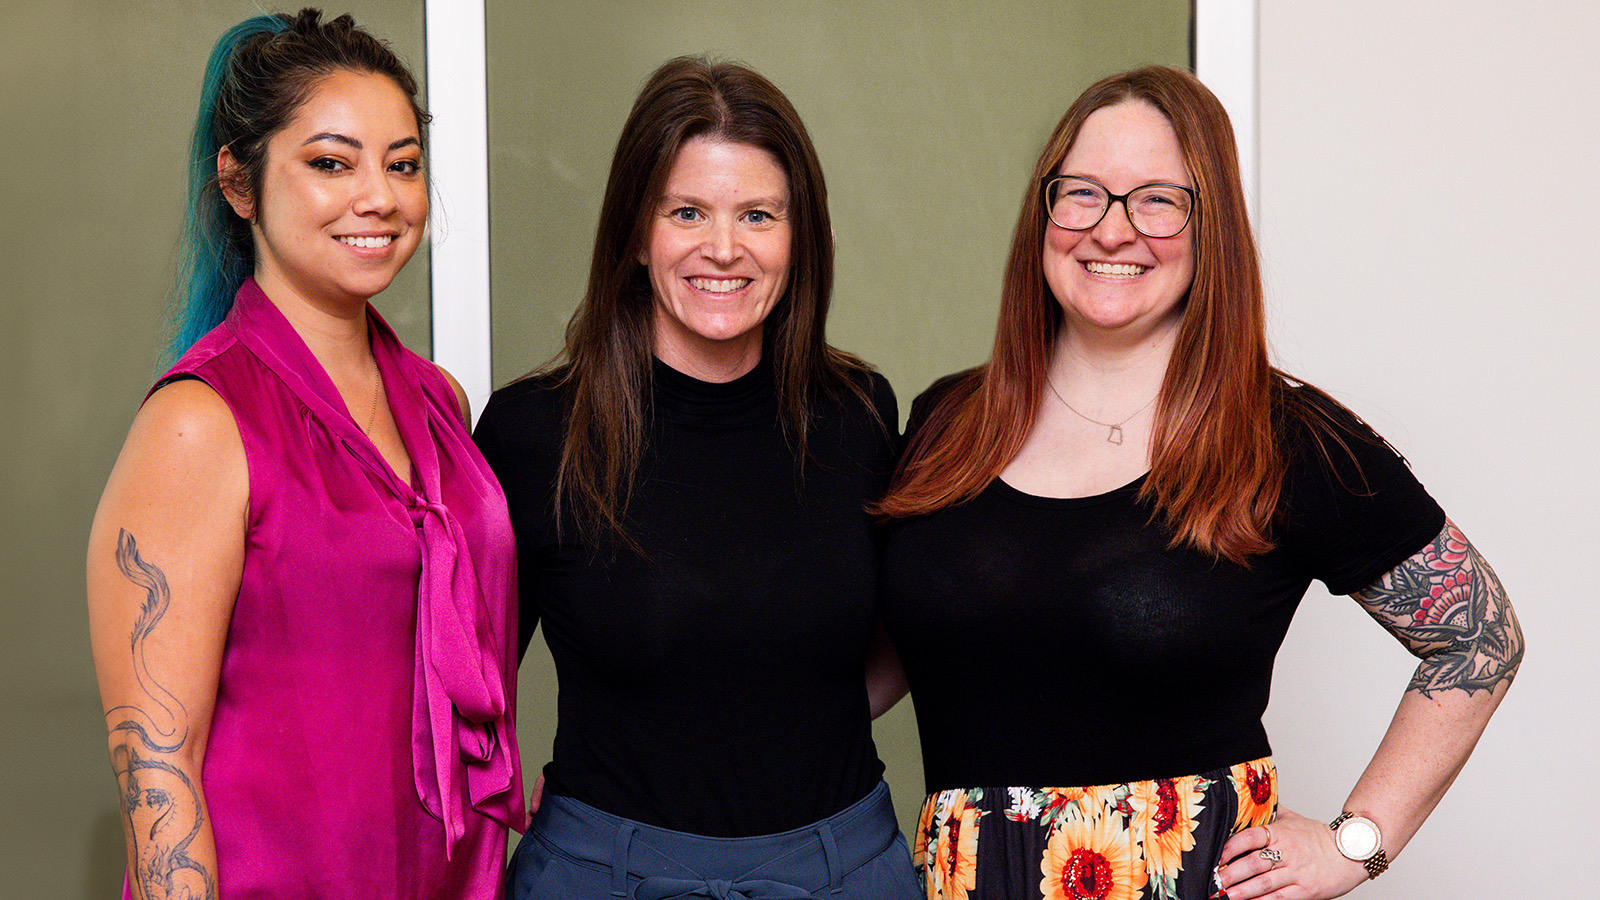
1, 2, 1186, 896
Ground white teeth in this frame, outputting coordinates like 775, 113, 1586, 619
1086, 261, 1148, 277
338, 235, 393, 249
688, 277, 749, 293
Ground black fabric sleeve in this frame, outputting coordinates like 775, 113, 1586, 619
1277, 390, 1447, 595
900, 368, 980, 454
870, 371, 899, 435
862, 368, 900, 459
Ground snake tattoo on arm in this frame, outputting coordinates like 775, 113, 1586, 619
106, 529, 216, 900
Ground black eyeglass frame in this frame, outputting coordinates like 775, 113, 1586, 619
1039, 174, 1199, 238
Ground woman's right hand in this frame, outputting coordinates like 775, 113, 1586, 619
524, 772, 546, 828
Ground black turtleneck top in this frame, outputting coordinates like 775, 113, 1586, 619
473, 358, 897, 836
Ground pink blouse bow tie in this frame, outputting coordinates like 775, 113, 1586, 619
409, 495, 518, 856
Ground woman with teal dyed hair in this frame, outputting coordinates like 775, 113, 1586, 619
87, 9, 523, 898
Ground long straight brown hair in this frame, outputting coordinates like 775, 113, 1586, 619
543, 56, 870, 543
878, 66, 1323, 564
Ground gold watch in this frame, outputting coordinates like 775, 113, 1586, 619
1329, 812, 1389, 879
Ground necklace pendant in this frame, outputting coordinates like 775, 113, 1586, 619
1107, 424, 1124, 445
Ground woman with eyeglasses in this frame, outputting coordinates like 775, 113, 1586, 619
874, 66, 1522, 900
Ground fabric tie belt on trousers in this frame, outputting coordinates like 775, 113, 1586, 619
632, 874, 826, 900
616, 817, 845, 900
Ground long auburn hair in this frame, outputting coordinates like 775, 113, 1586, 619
878, 65, 1332, 564
543, 56, 871, 543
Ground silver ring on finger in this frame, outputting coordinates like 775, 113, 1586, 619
1259, 847, 1283, 866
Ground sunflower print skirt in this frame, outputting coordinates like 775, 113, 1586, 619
914, 758, 1278, 900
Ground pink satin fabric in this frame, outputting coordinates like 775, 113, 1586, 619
124, 280, 522, 898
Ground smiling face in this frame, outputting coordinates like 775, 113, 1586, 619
641, 136, 792, 377
1042, 100, 1195, 341
226, 69, 427, 312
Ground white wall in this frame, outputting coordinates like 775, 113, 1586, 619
1258, 2, 1599, 895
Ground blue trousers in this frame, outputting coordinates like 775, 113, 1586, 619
508, 781, 922, 900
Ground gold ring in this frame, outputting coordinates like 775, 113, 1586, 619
1259, 848, 1283, 865
1263, 824, 1273, 845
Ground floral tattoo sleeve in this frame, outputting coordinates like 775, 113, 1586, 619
1352, 519, 1524, 698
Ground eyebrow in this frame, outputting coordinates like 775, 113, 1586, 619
660, 192, 789, 210
302, 133, 421, 152
1063, 172, 1192, 189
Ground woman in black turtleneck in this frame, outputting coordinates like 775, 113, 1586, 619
473, 57, 919, 900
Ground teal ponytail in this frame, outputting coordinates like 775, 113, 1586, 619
167, 14, 288, 361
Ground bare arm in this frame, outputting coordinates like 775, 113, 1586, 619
865, 618, 909, 719
87, 381, 247, 900
1217, 519, 1523, 899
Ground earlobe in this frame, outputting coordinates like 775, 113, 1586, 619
216, 146, 253, 220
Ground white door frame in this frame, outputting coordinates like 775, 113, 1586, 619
425, 0, 493, 421
1195, 0, 1259, 219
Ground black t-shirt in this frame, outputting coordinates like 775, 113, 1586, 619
881, 379, 1445, 793
473, 357, 897, 836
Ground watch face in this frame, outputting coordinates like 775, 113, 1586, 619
1336, 816, 1381, 861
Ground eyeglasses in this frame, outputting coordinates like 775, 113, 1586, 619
1040, 175, 1197, 239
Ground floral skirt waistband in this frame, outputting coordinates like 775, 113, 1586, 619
915, 757, 1278, 900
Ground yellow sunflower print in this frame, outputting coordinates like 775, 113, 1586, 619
1128, 776, 1206, 900
1228, 758, 1278, 831
916, 795, 939, 872
1042, 784, 1122, 820
925, 790, 982, 900
1039, 804, 1146, 900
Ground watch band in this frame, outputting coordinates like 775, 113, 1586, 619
1361, 849, 1391, 880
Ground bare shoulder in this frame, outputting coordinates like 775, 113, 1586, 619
136, 378, 237, 440
107, 378, 248, 526
89, 377, 248, 653
435, 364, 470, 425
131, 378, 244, 469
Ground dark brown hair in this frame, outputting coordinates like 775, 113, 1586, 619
878, 65, 1337, 564
545, 56, 871, 543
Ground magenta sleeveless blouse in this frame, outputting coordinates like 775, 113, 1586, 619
127, 280, 523, 898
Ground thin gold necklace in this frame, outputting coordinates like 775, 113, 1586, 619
1045, 378, 1156, 445
362, 365, 381, 435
